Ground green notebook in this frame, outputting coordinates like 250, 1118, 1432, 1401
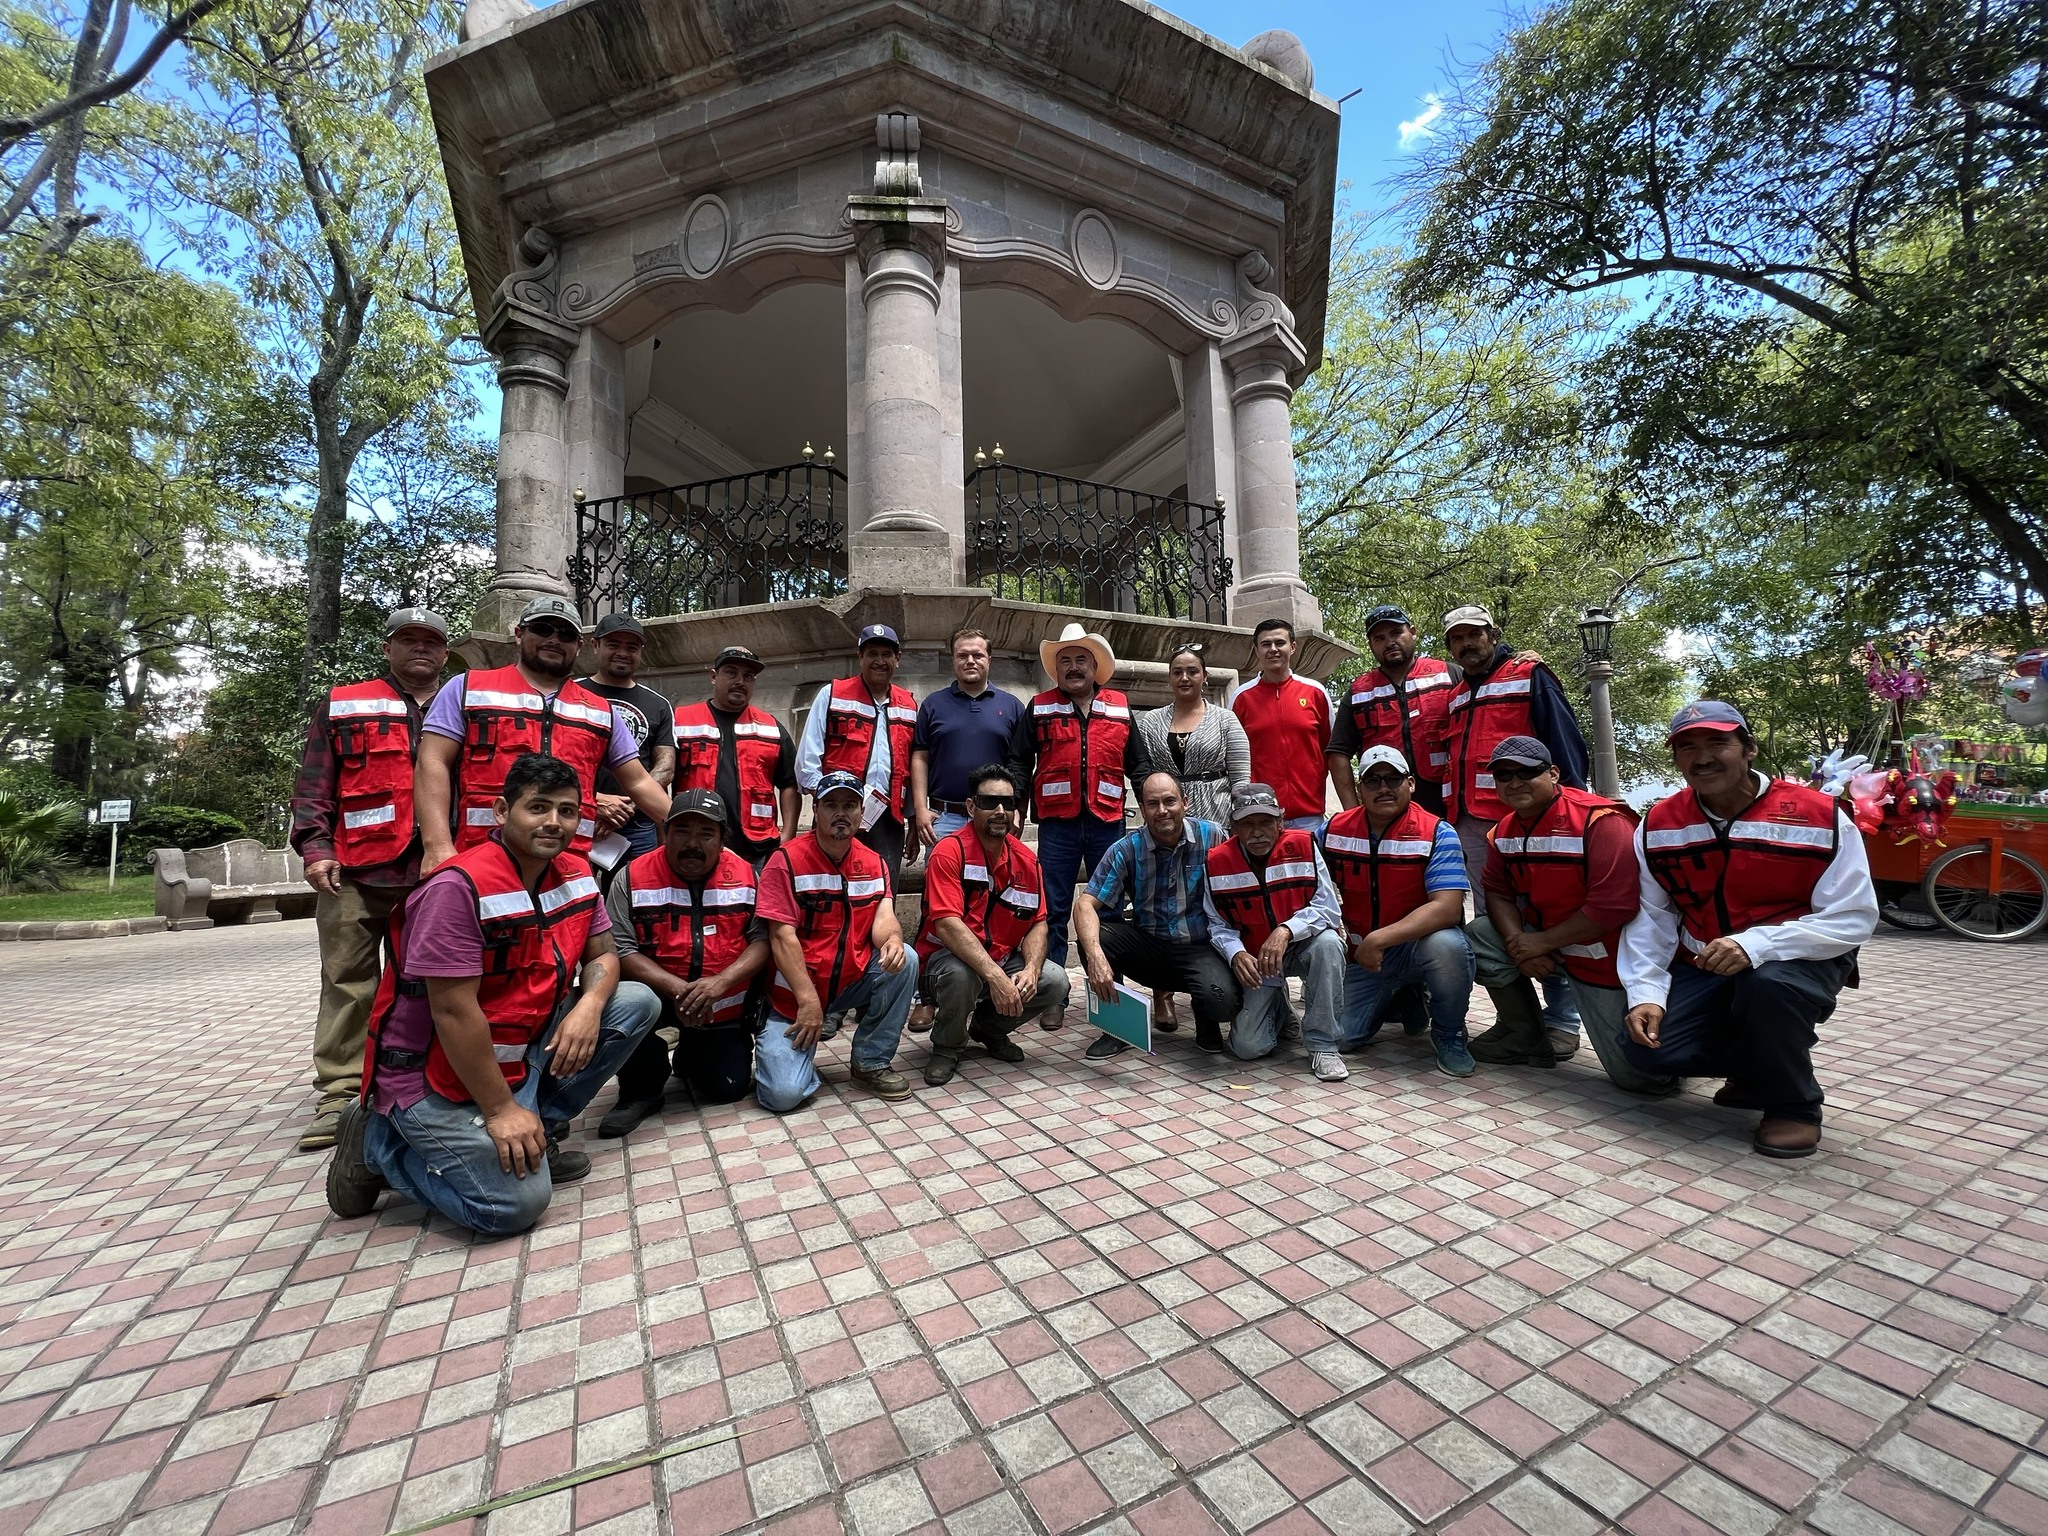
1087, 981, 1154, 1053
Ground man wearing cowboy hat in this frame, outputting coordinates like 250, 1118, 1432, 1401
1006, 622, 1135, 964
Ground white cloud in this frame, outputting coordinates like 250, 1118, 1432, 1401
1398, 93, 1444, 150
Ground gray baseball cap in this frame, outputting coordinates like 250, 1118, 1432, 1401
518, 595, 586, 634
384, 606, 448, 639
1230, 783, 1285, 822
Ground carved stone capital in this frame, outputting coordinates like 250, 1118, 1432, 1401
848, 199, 951, 281
1221, 318, 1306, 402
482, 297, 580, 396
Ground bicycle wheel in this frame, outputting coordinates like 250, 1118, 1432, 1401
1923, 845, 2048, 942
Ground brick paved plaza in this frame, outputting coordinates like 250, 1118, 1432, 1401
0, 925, 2044, 1536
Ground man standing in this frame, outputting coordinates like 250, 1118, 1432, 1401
325, 754, 663, 1236
415, 597, 671, 872
598, 790, 772, 1138
290, 606, 450, 1151
915, 764, 1068, 1085
1074, 771, 1241, 1059
673, 645, 801, 867
1202, 785, 1349, 1081
1007, 622, 1132, 965
1230, 618, 1332, 833
1321, 747, 1478, 1077
1441, 603, 1591, 1053
1620, 702, 1878, 1158
754, 771, 919, 1109
583, 614, 676, 866
912, 627, 1025, 848
799, 624, 918, 877
1470, 737, 1667, 1090
1327, 606, 1454, 817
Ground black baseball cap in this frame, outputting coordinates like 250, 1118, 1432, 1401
1488, 735, 1553, 769
710, 645, 763, 673
666, 788, 727, 826
594, 613, 646, 640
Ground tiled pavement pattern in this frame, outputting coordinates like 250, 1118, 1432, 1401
0, 925, 2044, 1536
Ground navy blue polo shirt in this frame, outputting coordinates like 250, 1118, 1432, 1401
913, 683, 1027, 802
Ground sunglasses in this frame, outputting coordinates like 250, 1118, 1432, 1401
525, 620, 580, 641
973, 794, 1020, 811
1360, 771, 1408, 789
1491, 763, 1551, 782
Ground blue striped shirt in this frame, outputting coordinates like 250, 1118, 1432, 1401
1424, 821, 1471, 892
1086, 818, 1227, 942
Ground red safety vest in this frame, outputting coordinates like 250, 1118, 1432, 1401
1443, 656, 1541, 823
624, 844, 758, 1025
820, 677, 917, 821
1343, 657, 1453, 785
915, 825, 1044, 965
1028, 687, 1131, 823
1642, 780, 1839, 955
674, 701, 784, 844
453, 664, 615, 855
326, 677, 419, 869
1205, 828, 1321, 952
362, 837, 601, 1104
1490, 785, 1637, 988
1322, 801, 1441, 941
765, 833, 891, 1018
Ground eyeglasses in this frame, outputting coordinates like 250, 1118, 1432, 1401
1491, 763, 1551, 782
972, 794, 1020, 811
1360, 771, 1408, 789
524, 620, 580, 641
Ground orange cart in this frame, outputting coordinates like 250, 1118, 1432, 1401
1867, 801, 2048, 941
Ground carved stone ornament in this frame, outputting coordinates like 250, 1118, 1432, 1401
873, 112, 922, 196
491, 226, 561, 316
1233, 250, 1295, 334
1068, 209, 1121, 291
680, 195, 731, 280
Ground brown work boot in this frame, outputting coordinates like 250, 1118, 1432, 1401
1469, 980, 1555, 1067
1546, 1029, 1581, 1061
851, 1065, 913, 1101
298, 1099, 349, 1152
1754, 1117, 1821, 1159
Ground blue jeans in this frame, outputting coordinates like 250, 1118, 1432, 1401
1339, 927, 1473, 1047
1037, 813, 1126, 964
621, 818, 661, 857
756, 952, 921, 1112
932, 810, 969, 842
1228, 930, 1346, 1059
1285, 815, 1327, 837
366, 982, 663, 1237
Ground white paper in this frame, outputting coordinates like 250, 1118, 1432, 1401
1113, 982, 1154, 1020
589, 831, 631, 870
860, 785, 888, 831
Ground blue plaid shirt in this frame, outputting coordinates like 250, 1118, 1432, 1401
1085, 818, 1227, 942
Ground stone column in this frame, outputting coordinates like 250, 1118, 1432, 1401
844, 112, 962, 588
1220, 253, 1323, 633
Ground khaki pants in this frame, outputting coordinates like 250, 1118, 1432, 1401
312, 881, 406, 1106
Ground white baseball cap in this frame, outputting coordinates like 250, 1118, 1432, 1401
1442, 604, 1495, 634
1358, 745, 1410, 775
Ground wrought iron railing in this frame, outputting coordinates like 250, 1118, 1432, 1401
966, 462, 1231, 623
571, 461, 847, 617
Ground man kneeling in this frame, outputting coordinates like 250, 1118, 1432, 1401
916, 765, 1069, 1085
1203, 785, 1349, 1080
327, 754, 662, 1236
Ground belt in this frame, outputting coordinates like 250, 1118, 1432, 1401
928, 797, 970, 815
376, 1046, 428, 1070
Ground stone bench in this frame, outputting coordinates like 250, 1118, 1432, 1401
150, 839, 317, 930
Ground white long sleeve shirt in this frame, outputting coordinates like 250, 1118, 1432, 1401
1204, 844, 1345, 966
1617, 772, 1879, 1008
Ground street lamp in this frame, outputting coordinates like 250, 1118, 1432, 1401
1578, 607, 1621, 798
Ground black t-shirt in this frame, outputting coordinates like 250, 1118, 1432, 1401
706, 702, 799, 864
586, 681, 675, 791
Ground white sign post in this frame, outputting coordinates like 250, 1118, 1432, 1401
99, 799, 131, 891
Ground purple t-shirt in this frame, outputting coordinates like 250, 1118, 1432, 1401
370, 863, 613, 1113
422, 676, 638, 766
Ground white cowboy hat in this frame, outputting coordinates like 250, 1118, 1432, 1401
1039, 622, 1116, 683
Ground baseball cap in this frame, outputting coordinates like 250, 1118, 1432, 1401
814, 769, 866, 802
1230, 783, 1284, 822
518, 595, 586, 634
384, 606, 448, 639
1488, 735, 1553, 769
1667, 699, 1748, 739
855, 624, 901, 651
1358, 745, 1410, 775
1363, 605, 1412, 635
594, 613, 646, 640
710, 645, 763, 672
666, 788, 726, 826
1443, 604, 1495, 634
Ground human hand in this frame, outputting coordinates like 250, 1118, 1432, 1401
1084, 951, 1117, 1004
878, 935, 906, 973
1350, 933, 1386, 972
1694, 937, 1753, 975
914, 808, 939, 849
1518, 953, 1557, 980
420, 841, 454, 876
546, 998, 601, 1077
1626, 1003, 1664, 1048
1257, 927, 1292, 980
987, 970, 1022, 1017
1504, 930, 1549, 965
788, 999, 824, 1051
306, 859, 343, 896
486, 1103, 548, 1176
673, 976, 723, 1026
595, 792, 634, 831
1231, 951, 1263, 990
1013, 965, 1039, 1007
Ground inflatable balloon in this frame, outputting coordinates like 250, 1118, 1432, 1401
1847, 768, 1899, 837
1809, 749, 1872, 797
1887, 770, 1958, 845
2004, 668, 2048, 729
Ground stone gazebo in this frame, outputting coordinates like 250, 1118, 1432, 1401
428, 0, 1350, 708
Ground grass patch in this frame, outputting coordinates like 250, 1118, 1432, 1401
0, 873, 156, 922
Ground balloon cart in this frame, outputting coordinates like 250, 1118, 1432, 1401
1845, 643, 2048, 942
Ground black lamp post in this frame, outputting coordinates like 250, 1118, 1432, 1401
1578, 607, 1621, 797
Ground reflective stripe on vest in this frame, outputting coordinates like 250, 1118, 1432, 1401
1490, 785, 1635, 989
914, 826, 1046, 966
1642, 780, 1838, 950
626, 845, 759, 1023
820, 678, 917, 822
1343, 657, 1454, 786
327, 678, 418, 869
1322, 802, 1441, 939
1029, 688, 1131, 823
1205, 829, 1320, 952
1444, 658, 1540, 823
674, 702, 784, 843
767, 834, 890, 1018
452, 665, 614, 857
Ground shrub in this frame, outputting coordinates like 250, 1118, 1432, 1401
0, 792, 83, 895
132, 805, 251, 851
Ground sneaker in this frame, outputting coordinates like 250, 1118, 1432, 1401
1434, 1037, 1477, 1078
923, 1052, 961, 1087
324, 1100, 385, 1219
850, 1065, 913, 1101
546, 1135, 592, 1183
597, 1097, 663, 1139
298, 1101, 347, 1152
970, 1024, 1025, 1063
1546, 1028, 1581, 1061
1085, 1033, 1130, 1060
1310, 1052, 1349, 1083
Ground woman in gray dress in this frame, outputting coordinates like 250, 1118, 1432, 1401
1130, 643, 1252, 824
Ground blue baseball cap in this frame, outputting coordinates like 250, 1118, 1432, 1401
814, 769, 866, 802
1363, 605, 1413, 635
855, 624, 901, 651
1667, 700, 1748, 740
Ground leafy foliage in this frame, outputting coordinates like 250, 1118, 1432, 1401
0, 786, 79, 892
130, 803, 248, 851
